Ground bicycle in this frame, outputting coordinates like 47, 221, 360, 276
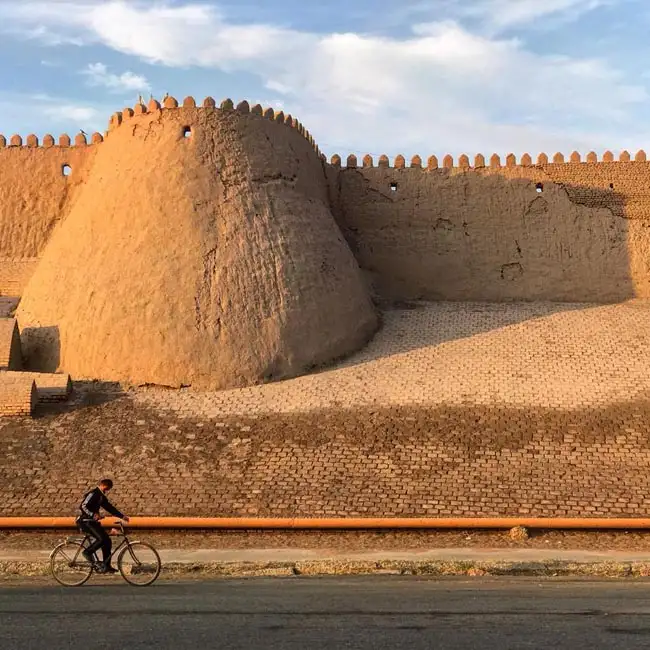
49, 520, 162, 587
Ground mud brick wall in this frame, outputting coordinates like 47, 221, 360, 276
5, 100, 650, 306
0, 260, 39, 297
0, 319, 22, 371
2, 394, 650, 518
0, 97, 322, 265
1, 371, 71, 403
328, 154, 650, 302
0, 139, 96, 259
0, 378, 36, 417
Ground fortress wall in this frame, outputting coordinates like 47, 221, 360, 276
330, 151, 650, 302
0, 134, 99, 260
17, 97, 376, 389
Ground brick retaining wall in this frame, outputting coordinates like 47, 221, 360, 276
1, 393, 650, 519
0, 319, 22, 371
0, 378, 37, 417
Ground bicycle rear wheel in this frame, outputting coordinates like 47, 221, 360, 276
50, 542, 94, 587
117, 541, 161, 586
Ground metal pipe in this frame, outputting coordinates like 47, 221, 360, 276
1, 517, 650, 530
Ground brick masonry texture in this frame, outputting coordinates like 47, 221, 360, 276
135, 301, 650, 416
0, 260, 39, 297
2, 392, 650, 518
0, 319, 21, 371
2, 301, 650, 519
1, 371, 71, 403
0, 378, 36, 417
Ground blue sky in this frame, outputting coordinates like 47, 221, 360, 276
0, 0, 647, 158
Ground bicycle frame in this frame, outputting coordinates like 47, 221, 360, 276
57, 521, 135, 565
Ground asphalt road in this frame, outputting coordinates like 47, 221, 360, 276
4, 577, 650, 649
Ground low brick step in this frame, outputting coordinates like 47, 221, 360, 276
1, 371, 72, 403
0, 318, 22, 371
0, 375, 37, 416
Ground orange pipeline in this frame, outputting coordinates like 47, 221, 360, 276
2, 517, 650, 530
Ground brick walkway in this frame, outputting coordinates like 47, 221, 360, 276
135, 301, 650, 416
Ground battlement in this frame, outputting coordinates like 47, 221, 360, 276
0, 131, 104, 149
104, 95, 325, 161
0, 95, 327, 161
0, 94, 330, 264
331, 150, 649, 169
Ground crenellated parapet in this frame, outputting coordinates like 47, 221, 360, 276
106, 95, 324, 159
0, 94, 325, 160
0, 131, 104, 149
331, 150, 650, 169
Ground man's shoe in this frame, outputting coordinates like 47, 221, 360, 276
104, 565, 118, 574
93, 562, 106, 573
82, 549, 94, 564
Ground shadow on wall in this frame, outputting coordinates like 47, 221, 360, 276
332, 170, 639, 304
20, 325, 60, 373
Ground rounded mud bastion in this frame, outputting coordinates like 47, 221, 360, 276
16, 101, 377, 389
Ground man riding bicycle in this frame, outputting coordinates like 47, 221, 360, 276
76, 478, 130, 574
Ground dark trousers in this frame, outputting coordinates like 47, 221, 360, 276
79, 519, 112, 565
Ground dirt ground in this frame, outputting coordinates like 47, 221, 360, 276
2, 529, 650, 553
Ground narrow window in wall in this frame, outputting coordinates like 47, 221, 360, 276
535, 182, 543, 193
62, 164, 72, 177
390, 182, 398, 192
182, 126, 192, 139
609, 183, 614, 189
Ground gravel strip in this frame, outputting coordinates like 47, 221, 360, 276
4, 558, 650, 581
2, 529, 650, 553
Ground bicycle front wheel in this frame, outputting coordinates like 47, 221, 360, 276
117, 541, 161, 586
50, 542, 93, 587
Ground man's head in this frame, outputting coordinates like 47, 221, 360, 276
98, 478, 113, 493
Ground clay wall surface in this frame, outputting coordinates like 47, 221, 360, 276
16, 98, 376, 389
0, 259, 39, 296
0, 136, 97, 259
4, 103, 650, 307
329, 152, 650, 302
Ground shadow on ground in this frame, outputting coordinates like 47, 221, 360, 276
33, 380, 125, 418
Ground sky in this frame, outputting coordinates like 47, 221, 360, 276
0, 0, 647, 159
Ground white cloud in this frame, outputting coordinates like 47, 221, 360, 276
0, 1, 647, 157
81, 62, 151, 93
11, 23, 84, 46
0, 92, 106, 136
448, 0, 615, 31
42, 103, 100, 123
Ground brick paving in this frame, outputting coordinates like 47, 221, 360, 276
136, 301, 650, 416
2, 300, 650, 519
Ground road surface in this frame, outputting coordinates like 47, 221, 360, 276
3, 577, 650, 649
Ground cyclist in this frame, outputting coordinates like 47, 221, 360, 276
76, 478, 130, 574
